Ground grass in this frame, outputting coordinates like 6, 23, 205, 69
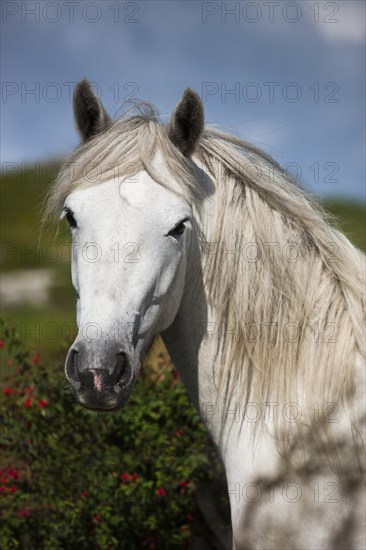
323, 199, 366, 252
0, 163, 70, 271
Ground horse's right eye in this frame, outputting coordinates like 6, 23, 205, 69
65, 209, 77, 229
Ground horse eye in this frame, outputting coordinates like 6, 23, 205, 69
65, 209, 77, 229
168, 219, 188, 238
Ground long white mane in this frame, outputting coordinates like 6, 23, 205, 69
197, 130, 365, 444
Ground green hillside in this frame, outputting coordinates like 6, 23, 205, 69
323, 199, 366, 252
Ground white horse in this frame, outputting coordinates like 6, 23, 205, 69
45, 79, 366, 549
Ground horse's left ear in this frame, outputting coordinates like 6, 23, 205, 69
168, 88, 204, 157
73, 78, 111, 142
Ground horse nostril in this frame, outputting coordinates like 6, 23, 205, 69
65, 348, 80, 389
114, 352, 128, 384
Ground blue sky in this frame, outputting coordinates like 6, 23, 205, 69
1, 0, 365, 201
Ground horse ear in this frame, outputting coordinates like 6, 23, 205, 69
73, 79, 111, 142
168, 88, 204, 157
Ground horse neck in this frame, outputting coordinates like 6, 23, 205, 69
160, 174, 245, 449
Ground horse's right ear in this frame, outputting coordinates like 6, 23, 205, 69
73, 79, 111, 142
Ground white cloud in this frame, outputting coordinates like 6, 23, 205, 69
307, 1, 365, 44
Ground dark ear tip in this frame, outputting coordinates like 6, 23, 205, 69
183, 87, 200, 99
73, 78, 111, 142
73, 78, 92, 100
77, 77, 89, 87
181, 88, 203, 111
169, 87, 204, 157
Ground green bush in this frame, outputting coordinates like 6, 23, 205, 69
0, 322, 228, 549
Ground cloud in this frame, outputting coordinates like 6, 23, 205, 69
1, 0, 364, 201
307, 1, 365, 44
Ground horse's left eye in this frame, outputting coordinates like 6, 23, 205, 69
168, 219, 188, 238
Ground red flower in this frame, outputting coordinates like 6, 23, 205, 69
1, 476, 8, 484
81, 490, 88, 497
132, 472, 138, 482
38, 400, 48, 408
120, 471, 131, 482
8, 469, 19, 480
156, 487, 166, 497
18, 507, 31, 518
24, 386, 34, 395
179, 479, 189, 495
0, 339, 4, 348
0, 485, 7, 492
9, 486, 17, 493
33, 353, 40, 365
3, 388, 11, 396
24, 399, 32, 408
92, 514, 101, 522
175, 428, 184, 437
142, 534, 157, 549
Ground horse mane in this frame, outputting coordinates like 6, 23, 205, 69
43, 103, 198, 222
196, 130, 365, 448
45, 104, 365, 449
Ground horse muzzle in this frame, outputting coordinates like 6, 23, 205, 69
65, 341, 134, 411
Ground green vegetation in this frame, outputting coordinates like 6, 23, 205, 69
1, 164, 74, 367
323, 199, 366, 252
0, 163, 69, 271
0, 323, 228, 549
